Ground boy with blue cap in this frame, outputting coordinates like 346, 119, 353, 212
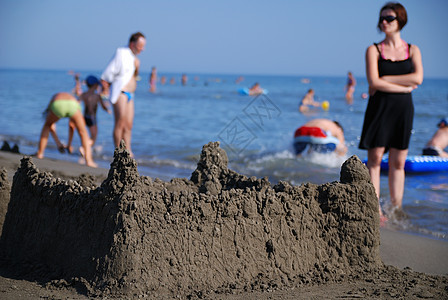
67, 75, 111, 154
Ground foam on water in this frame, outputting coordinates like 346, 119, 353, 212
303, 151, 348, 169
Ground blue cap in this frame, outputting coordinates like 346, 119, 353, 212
86, 75, 101, 87
438, 117, 448, 127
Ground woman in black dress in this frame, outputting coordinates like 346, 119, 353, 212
359, 2, 423, 219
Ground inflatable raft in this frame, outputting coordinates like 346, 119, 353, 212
365, 155, 448, 173
238, 87, 268, 96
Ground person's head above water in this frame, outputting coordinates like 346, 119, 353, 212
333, 120, 344, 133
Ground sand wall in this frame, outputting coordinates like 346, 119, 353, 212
0, 168, 10, 233
0, 142, 382, 298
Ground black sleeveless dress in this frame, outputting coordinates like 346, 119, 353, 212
359, 43, 414, 151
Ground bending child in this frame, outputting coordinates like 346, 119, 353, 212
37, 92, 97, 167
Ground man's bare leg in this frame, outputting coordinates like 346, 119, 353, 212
123, 98, 134, 157
113, 94, 134, 156
113, 93, 128, 149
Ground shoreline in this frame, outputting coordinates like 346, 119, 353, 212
0, 149, 446, 298
0, 150, 109, 184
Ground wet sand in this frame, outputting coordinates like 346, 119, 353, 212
0, 145, 447, 299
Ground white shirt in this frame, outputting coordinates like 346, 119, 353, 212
101, 47, 136, 104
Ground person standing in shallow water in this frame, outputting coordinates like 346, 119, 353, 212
181, 73, 188, 86
101, 32, 146, 157
345, 72, 356, 104
359, 2, 423, 219
149, 67, 157, 93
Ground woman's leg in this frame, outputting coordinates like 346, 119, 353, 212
367, 147, 385, 215
71, 111, 97, 168
388, 148, 408, 208
345, 87, 354, 104
37, 111, 60, 158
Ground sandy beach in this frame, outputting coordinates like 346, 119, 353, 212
0, 146, 447, 299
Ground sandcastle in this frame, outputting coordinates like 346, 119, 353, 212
0, 141, 381, 298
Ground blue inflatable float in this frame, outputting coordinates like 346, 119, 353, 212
238, 88, 268, 96
364, 155, 448, 173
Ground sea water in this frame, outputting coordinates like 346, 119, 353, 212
0, 69, 447, 240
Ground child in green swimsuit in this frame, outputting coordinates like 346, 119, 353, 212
49, 99, 81, 118
37, 92, 97, 168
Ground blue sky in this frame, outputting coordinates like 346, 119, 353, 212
1, 0, 447, 78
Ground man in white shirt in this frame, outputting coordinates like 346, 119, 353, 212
101, 32, 146, 157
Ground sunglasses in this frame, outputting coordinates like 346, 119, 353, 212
379, 15, 397, 23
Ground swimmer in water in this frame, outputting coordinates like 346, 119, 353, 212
248, 82, 264, 96
299, 89, 321, 113
293, 118, 347, 156
422, 118, 448, 158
